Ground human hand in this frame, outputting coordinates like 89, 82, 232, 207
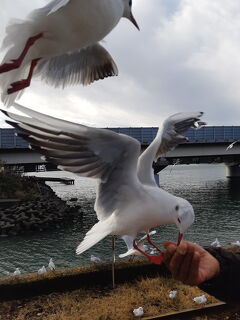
163, 241, 220, 286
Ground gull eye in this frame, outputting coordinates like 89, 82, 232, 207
129, 0, 132, 6
175, 205, 179, 211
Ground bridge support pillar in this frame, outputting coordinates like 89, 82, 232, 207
226, 164, 240, 178
153, 158, 169, 187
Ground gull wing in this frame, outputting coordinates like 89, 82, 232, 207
137, 112, 205, 187
121, 235, 134, 251
35, 44, 118, 87
46, 0, 71, 15
29, 0, 71, 18
2, 103, 140, 221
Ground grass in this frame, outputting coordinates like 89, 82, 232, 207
0, 259, 225, 320
0, 274, 219, 320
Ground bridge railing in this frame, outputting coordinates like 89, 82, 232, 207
0, 128, 28, 149
108, 126, 240, 144
1, 127, 240, 149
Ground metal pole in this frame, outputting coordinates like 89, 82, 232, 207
112, 235, 116, 289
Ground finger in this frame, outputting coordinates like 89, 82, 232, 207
163, 241, 177, 249
177, 246, 195, 283
164, 244, 177, 266
185, 251, 201, 285
169, 243, 188, 278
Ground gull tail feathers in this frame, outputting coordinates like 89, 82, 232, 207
76, 218, 113, 255
1, 19, 33, 52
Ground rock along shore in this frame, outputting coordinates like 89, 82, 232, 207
0, 180, 80, 237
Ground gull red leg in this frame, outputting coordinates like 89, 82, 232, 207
7, 58, 41, 94
177, 232, 183, 246
133, 240, 164, 265
146, 233, 162, 253
0, 33, 43, 74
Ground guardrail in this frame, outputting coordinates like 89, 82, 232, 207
1, 127, 240, 149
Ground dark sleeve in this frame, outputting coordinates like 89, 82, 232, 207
198, 247, 240, 303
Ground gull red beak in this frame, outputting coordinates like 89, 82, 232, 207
130, 12, 140, 30
177, 232, 183, 246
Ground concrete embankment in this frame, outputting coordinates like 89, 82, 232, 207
0, 180, 80, 237
0, 260, 168, 301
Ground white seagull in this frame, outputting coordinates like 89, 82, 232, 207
90, 254, 101, 263
226, 140, 239, 151
38, 266, 47, 274
211, 238, 221, 247
231, 240, 240, 247
48, 258, 56, 270
2, 104, 205, 265
13, 268, 21, 276
0, 0, 139, 107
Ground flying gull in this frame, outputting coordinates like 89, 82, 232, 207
2, 104, 205, 264
226, 140, 239, 151
0, 0, 139, 107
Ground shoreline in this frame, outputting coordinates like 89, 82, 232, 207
0, 177, 80, 237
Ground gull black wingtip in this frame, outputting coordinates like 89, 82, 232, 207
5, 120, 19, 128
0, 109, 11, 119
17, 132, 29, 139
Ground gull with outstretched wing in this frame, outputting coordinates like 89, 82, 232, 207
2, 104, 205, 264
0, 0, 139, 106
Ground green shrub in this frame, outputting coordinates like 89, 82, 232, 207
0, 168, 40, 200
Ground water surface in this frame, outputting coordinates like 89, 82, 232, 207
0, 164, 239, 275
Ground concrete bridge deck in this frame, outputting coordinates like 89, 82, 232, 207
0, 127, 240, 177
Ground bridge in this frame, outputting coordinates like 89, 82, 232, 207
0, 127, 240, 177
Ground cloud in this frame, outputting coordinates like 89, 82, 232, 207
0, 0, 240, 128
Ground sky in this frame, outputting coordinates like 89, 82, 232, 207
0, 0, 240, 128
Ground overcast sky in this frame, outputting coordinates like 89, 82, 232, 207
1, 0, 240, 128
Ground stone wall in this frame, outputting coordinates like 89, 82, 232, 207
0, 181, 80, 237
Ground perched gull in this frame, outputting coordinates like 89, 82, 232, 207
90, 254, 101, 263
133, 307, 144, 317
48, 258, 56, 270
2, 104, 205, 265
13, 268, 21, 276
211, 238, 221, 247
231, 240, 240, 247
38, 266, 47, 275
193, 295, 207, 304
119, 230, 156, 258
0, 0, 139, 106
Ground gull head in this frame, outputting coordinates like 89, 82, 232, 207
122, 0, 140, 30
174, 198, 195, 244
